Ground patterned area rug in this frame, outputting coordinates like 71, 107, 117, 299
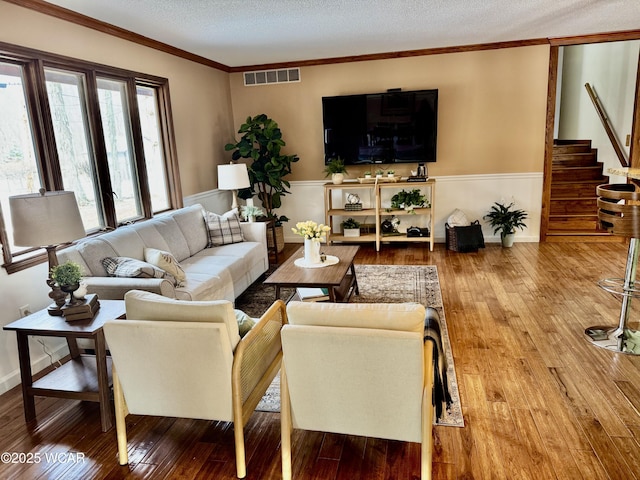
235, 264, 464, 427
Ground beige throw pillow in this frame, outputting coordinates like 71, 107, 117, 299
144, 248, 186, 284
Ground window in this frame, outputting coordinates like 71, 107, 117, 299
0, 42, 180, 273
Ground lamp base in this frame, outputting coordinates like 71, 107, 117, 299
47, 302, 64, 316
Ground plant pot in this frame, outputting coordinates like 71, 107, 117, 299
331, 173, 345, 184
343, 228, 360, 237
267, 225, 285, 253
501, 232, 515, 248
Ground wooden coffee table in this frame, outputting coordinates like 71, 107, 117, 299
264, 245, 359, 302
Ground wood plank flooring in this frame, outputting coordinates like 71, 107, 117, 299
1, 241, 640, 479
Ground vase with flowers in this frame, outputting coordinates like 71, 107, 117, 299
291, 220, 331, 265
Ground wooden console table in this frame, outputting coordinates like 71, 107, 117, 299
4, 300, 126, 432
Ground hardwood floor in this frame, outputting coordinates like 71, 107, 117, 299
1, 241, 640, 479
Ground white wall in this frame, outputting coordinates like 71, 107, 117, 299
189, 172, 543, 245
558, 40, 639, 178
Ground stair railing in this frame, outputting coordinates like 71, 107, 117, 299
585, 82, 629, 168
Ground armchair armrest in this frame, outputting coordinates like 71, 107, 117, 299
232, 299, 287, 425
84, 276, 176, 300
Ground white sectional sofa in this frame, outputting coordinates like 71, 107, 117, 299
57, 204, 268, 303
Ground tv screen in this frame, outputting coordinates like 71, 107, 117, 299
322, 89, 438, 165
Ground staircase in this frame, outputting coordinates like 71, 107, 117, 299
546, 139, 617, 242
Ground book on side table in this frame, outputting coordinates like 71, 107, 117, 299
61, 294, 101, 321
296, 287, 330, 302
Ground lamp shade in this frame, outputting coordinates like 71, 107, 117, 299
10, 190, 86, 247
218, 163, 250, 190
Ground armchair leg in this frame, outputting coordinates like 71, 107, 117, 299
281, 366, 293, 480
113, 367, 129, 465
233, 422, 247, 478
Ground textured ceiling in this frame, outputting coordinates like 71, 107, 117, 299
43, 0, 640, 67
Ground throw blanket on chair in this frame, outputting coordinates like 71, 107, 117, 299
424, 307, 453, 421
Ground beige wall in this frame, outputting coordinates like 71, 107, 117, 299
229, 45, 551, 181
0, 1, 236, 393
0, 1, 235, 197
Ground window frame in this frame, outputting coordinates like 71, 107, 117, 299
0, 41, 181, 274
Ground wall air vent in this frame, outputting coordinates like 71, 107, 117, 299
243, 68, 301, 86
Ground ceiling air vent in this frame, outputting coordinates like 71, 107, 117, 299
243, 68, 301, 86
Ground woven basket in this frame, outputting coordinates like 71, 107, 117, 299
267, 225, 285, 253
445, 221, 484, 253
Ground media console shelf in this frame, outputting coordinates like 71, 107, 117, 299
324, 179, 435, 252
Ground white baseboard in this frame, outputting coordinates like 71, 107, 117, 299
0, 340, 69, 396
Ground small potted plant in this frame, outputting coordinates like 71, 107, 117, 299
387, 169, 395, 178
375, 169, 384, 179
50, 261, 84, 305
390, 189, 429, 213
324, 157, 348, 184
484, 201, 528, 247
240, 204, 265, 222
364, 171, 372, 179
341, 217, 361, 237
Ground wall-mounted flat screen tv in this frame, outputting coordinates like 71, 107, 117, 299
322, 89, 438, 165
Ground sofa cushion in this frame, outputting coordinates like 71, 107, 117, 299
102, 257, 177, 285
144, 248, 186, 283
206, 210, 244, 246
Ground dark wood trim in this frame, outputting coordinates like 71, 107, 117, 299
540, 46, 559, 242
228, 38, 550, 72
550, 29, 640, 46
156, 81, 183, 208
4, 0, 230, 72
631, 49, 640, 170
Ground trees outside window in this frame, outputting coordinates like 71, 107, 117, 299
0, 43, 180, 272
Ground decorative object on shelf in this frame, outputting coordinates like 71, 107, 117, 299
324, 157, 348, 185
406, 226, 430, 237
217, 162, 250, 211
9, 189, 86, 316
240, 204, 265, 223
484, 201, 528, 247
291, 220, 331, 266
51, 260, 84, 307
375, 169, 384, 179
225, 113, 299, 229
342, 218, 361, 237
390, 189, 429, 212
381, 216, 400, 235
344, 192, 362, 211
364, 171, 372, 179
387, 170, 395, 178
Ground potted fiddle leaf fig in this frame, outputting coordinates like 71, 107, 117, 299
225, 114, 299, 229
484, 201, 528, 247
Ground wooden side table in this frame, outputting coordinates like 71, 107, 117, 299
3, 300, 126, 432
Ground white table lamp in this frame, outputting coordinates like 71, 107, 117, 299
10, 189, 86, 315
218, 163, 250, 210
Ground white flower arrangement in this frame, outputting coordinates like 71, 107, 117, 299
291, 220, 331, 240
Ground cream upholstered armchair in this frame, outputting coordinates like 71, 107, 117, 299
280, 301, 435, 480
103, 290, 287, 479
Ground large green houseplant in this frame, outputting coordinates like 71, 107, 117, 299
484, 201, 528, 247
225, 114, 299, 226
